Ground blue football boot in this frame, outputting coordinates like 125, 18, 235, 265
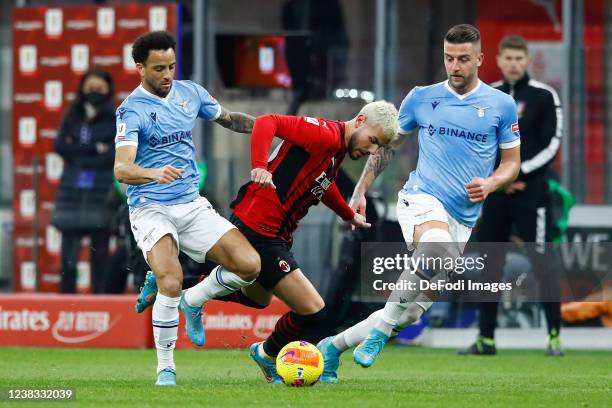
317, 336, 342, 384
353, 328, 390, 368
179, 290, 205, 346
135, 271, 158, 313
249, 342, 282, 384
155, 368, 176, 386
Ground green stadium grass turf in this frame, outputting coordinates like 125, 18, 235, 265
0, 346, 610, 407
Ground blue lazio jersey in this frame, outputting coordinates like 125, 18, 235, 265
115, 80, 221, 208
399, 80, 520, 227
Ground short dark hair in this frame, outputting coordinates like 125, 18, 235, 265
444, 24, 481, 44
131, 31, 176, 64
498, 35, 529, 54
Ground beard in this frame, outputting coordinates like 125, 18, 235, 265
347, 133, 360, 160
146, 78, 171, 98
448, 71, 475, 93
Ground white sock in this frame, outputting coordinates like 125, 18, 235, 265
396, 302, 428, 329
333, 310, 384, 351
375, 263, 444, 337
376, 302, 409, 336
257, 342, 274, 362
332, 303, 427, 351
184, 265, 254, 307
152, 293, 180, 373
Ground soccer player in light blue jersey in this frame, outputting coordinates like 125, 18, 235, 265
113, 31, 261, 386
317, 24, 522, 381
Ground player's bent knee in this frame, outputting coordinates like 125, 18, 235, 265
232, 250, 261, 281
418, 227, 452, 244
414, 228, 457, 281
156, 274, 183, 297
296, 298, 325, 315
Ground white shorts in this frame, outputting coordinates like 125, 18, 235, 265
396, 190, 472, 254
129, 196, 236, 264
396, 191, 473, 311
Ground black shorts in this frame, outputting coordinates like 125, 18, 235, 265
230, 214, 300, 290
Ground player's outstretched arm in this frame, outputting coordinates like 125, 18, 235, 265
466, 146, 520, 203
350, 132, 409, 214
214, 106, 255, 134
114, 145, 184, 185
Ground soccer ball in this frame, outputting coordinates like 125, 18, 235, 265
275, 341, 324, 386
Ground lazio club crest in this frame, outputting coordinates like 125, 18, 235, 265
472, 105, 490, 118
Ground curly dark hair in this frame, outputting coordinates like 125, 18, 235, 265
131, 31, 176, 64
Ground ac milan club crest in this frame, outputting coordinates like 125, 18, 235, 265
279, 260, 291, 273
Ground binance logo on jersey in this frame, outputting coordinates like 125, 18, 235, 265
148, 135, 161, 147
147, 130, 193, 147
428, 124, 436, 136
427, 124, 488, 143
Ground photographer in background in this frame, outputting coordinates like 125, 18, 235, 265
52, 69, 117, 294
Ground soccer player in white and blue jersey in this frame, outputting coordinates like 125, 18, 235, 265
113, 31, 261, 386
317, 24, 522, 381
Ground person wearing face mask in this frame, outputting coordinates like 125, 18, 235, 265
52, 69, 117, 294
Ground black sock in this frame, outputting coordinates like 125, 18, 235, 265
543, 302, 561, 335
263, 308, 327, 357
479, 302, 499, 339
215, 290, 267, 309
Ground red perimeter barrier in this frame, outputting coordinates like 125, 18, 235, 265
0, 294, 152, 348
0, 295, 288, 349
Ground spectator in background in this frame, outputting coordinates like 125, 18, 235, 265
52, 69, 116, 294
459, 35, 564, 356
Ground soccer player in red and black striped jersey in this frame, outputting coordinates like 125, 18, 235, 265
226, 101, 399, 383
134, 100, 399, 383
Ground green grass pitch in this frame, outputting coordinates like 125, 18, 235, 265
1, 346, 610, 407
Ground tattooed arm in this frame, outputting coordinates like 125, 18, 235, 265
214, 106, 255, 134
350, 132, 409, 215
